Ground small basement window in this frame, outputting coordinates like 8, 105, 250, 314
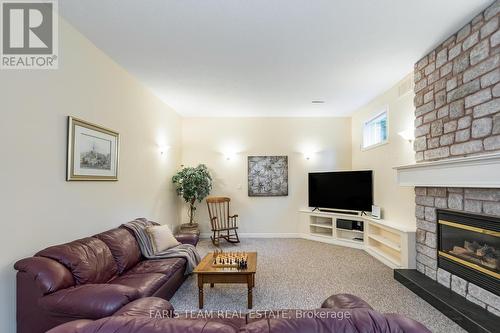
362, 109, 388, 150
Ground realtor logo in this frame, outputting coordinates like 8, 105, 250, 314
1, 0, 58, 69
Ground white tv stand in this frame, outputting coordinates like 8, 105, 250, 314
299, 209, 416, 269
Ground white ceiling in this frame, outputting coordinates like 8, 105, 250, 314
59, 0, 492, 117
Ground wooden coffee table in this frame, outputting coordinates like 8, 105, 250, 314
194, 252, 257, 309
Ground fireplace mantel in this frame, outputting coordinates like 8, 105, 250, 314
394, 152, 500, 188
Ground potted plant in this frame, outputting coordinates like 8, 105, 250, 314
172, 164, 213, 234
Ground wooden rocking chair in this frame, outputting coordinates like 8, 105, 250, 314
206, 196, 240, 245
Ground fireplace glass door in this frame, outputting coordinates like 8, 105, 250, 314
439, 221, 499, 278
437, 210, 500, 295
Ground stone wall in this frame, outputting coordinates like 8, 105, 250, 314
413, 1, 500, 318
413, 1, 500, 162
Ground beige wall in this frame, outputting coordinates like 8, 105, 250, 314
351, 74, 416, 225
0, 19, 182, 333
181, 117, 352, 235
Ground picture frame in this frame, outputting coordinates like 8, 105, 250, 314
67, 116, 120, 181
248, 156, 288, 197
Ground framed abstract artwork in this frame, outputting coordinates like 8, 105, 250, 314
248, 156, 288, 197
67, 117, 120, 181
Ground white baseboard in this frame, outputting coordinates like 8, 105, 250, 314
199, 232, 363, 251
199, 232, 302, 239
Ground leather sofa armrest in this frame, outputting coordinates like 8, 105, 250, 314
46, 320, 93, 333
175, 233, 199, 246
39, 284, 140, 319
14, 257, 75, 295
321, 293, 373, 310
113, 297, 174, 318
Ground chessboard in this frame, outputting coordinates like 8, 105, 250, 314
211, 251, 249, 269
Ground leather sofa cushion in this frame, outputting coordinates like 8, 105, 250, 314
46, 320, 94, 333
321, 293, 373, 310
14, 257, 75, 294
241, 309, 375, 333
94, 228, 141, 274
39, 284, 139, 319
385, 313, 433, 333
242, 309, 430, 333
126, 258, 185, 278
175, 316, 246, 330
58, 317, 239, 333
113, 297, 174, 317
246, 310, 300, 324
110, 273, 168, 297
37, 237, 118, 284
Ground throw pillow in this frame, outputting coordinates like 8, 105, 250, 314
146, 224, 180, 254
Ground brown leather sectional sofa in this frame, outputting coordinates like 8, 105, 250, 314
14, 222, 198, 333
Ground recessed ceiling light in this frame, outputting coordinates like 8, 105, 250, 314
311, 100, 325, 104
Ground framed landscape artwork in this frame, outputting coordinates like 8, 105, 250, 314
67, 117, 119, 181
248, 156, 288, 197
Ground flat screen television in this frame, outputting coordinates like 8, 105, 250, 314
308, 171, 373, 212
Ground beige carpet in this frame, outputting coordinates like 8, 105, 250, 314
169, 238, 463, 332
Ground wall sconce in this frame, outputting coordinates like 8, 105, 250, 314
299, 142, 319, 161
159, 145, 170, 155
220, 143, 243, 161
302, 149, 318, 161
224, 151, 236, 160
398, 128, 414, 143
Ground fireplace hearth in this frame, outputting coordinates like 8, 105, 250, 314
437, 210, 500, 296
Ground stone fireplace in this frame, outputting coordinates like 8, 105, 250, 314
402, 0, 500, 319
413, 187, 500, 312
413, 187, 500, 317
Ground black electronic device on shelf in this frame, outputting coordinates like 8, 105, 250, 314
336, 219, 364, 231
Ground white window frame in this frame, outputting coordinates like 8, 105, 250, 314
361, 107, 389, 151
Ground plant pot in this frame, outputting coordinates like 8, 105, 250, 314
179, 223, 200, 236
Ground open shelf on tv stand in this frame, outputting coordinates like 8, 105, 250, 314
299, 208, 416, 269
